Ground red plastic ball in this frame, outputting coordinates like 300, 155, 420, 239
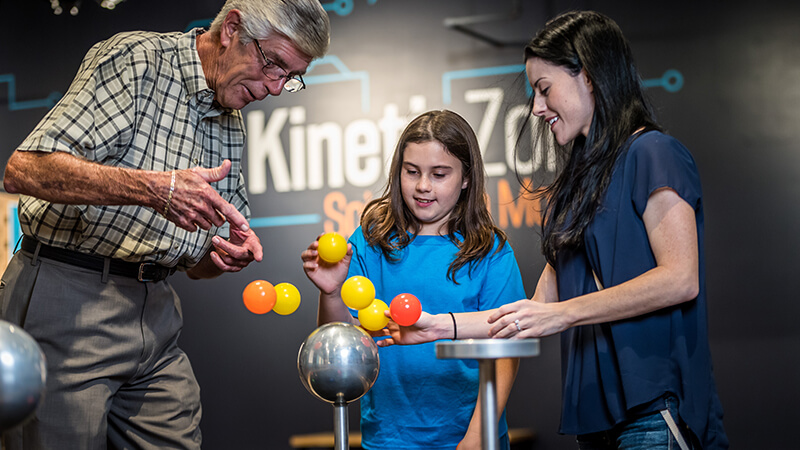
390, 293, 422, 326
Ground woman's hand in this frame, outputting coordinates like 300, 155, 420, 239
487, 299, 569, 339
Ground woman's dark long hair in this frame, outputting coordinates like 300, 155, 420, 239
525, 11, 661, 264
361, 110, 507, 282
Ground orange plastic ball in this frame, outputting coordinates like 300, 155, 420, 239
317, 232, 347, 263
243, 280, 277, 315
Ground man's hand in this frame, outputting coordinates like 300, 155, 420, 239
162, 160, 250, 233
186, 227, 263, 279
210, 227, 263, 272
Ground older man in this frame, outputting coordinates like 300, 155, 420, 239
1, 1, 329, 448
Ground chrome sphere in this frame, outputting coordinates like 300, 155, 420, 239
0, 320, 46, 431
297, 322, 379, 405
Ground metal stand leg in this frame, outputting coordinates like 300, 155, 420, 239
436, 339, 540, 450
479, 359, 499, 450
333, 402, 348, 450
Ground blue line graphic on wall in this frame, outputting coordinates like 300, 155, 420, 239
324, 0, 379, 17
442, 65, 527, 104
642, 69, 684, 92
185, 19, 212, 32
0, 74, 62, 111
250, 214, 321, 228
304, 55, 370, 112
442, 66, 685, 104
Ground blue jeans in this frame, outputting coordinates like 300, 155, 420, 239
499, 432, 510, 449
576, 396, 692, 450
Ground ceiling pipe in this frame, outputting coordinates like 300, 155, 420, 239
443, 0, 528, 48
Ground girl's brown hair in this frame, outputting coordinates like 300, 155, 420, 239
360, 109, 507, 282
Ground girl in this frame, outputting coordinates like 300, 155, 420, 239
379, 11, 728, 450
301, 109, 526, 449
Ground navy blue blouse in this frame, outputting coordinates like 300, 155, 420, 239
554, 131, 728, 447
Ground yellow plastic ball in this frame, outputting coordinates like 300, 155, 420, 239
317, 232, 347, 263
273, 282, 301, 315
341, 276, 375, 310
358, 299, 389, 331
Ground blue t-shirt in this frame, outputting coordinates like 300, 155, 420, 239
347, 226, 526, 450
555, 131, 728, 448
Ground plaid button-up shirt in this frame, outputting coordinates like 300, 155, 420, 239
16, 29, 249, 270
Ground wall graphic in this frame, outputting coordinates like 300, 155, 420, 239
1, 1, 799, 449
0, 74, 61, 111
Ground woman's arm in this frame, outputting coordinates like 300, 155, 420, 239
376, 264, 556, 346
489, 187, 699, 338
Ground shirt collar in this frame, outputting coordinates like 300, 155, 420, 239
177, 28, 228, 117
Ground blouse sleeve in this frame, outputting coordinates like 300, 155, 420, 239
630, 133, 702, 217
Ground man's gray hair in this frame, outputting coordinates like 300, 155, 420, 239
209, 0, 330, 59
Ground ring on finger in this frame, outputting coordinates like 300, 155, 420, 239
514, 319, 522, 332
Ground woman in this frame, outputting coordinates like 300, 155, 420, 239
379, 11, 728, 449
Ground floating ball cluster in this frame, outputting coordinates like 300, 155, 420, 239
341, 276, 422, 331
243, 280, 301, 315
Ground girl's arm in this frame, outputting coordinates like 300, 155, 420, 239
489, 187, 698, 338
377, 310, 489, 346
377, 264, 556, 346
301, 237, 356, 326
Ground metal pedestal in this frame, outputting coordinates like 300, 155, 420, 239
297, 323, 380, 450
333, 401, 348, 450
436, 339, 540, 450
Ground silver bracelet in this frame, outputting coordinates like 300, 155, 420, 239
163, 170, 176, 216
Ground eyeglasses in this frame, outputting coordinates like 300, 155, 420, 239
253, 39, 305, 93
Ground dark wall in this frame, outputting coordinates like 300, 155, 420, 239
1, 1, 798, 449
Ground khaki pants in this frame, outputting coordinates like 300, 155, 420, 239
0, 249, 201, 450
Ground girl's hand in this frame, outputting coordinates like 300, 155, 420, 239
300, 234, 353, 295
376, 312, 444, 347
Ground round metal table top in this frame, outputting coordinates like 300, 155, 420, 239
436, 338, 540, 360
